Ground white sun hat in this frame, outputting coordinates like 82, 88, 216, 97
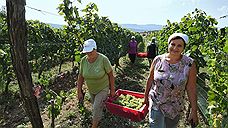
168, 33, 189, 44
82, 39, 97, 53
152, 37, 156, 40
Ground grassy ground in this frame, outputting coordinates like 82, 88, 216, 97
0, 56, 208, 128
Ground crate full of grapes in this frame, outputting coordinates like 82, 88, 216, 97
105, 89, 149, 122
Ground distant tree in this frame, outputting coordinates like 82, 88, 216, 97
6, 0, 43, 127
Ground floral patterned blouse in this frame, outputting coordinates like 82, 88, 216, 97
149, 54, 194, 119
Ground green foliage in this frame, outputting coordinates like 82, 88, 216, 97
1, 1, 226, 127
113, 94, 144, 110
205, 27, 227, 127
58, 0, 142, 66
0, 49, 6, 56
36, 72, 52, 87
46, 90, 66, 119
224, 40, 228, 53
77, 100, 91, 127
0, 8, 14, 94
27, 20, 72, 75
66, 111, 77, 120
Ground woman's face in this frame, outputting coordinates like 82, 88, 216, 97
86, 49, 95, 57
168, 38, 185, 56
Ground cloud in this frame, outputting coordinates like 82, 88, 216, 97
190, 0, 199, 5
218, 6, 228, 16
218, 6, 228, 12
179, 0, 199, 6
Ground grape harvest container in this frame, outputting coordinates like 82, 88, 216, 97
105, 89, 149, 122
136, 52, 148, 58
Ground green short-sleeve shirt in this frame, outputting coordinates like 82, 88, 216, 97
79, 53, 113, 94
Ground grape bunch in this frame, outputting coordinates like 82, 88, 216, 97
113, 94, 144, 110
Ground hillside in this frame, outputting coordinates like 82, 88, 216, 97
119, 24, 163, 32
49, 23, 163, 32
48, 23, 63, 28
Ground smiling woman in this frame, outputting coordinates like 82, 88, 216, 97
144, 33, 199, 128
165, 33, 189, 64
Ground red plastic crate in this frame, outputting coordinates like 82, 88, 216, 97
105, 89, 149, 122
137, 52, 148, 58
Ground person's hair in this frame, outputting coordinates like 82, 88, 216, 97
151, 39, 156, 43
169, 36, 186, 48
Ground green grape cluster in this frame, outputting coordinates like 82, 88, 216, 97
113, 94, 144, 110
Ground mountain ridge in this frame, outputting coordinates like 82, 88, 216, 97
119, 24, 163, 32
48, 23, 163, 32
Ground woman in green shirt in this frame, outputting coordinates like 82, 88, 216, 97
77, 39, 115, 128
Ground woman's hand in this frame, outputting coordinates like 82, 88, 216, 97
188, 108, 199, 127
77, 74, 84, 103
77, 89, 84, 103
110, 89, 115, 97
143, 96, 149, 105
107, 70, 115, 97
186, 62, 198, 126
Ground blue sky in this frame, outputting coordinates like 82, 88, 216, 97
0, 0, 228, 28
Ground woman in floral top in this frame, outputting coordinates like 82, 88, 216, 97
144, 33, 198, 128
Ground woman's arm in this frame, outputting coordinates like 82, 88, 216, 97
186, 61, 198, 125
77, 74, 84, 101
107, 70, 115, 97
144, 61, 155, 104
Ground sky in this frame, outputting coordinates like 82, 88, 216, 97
0, 0, 228, 28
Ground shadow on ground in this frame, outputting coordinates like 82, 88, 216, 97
115, 56, 150, 93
